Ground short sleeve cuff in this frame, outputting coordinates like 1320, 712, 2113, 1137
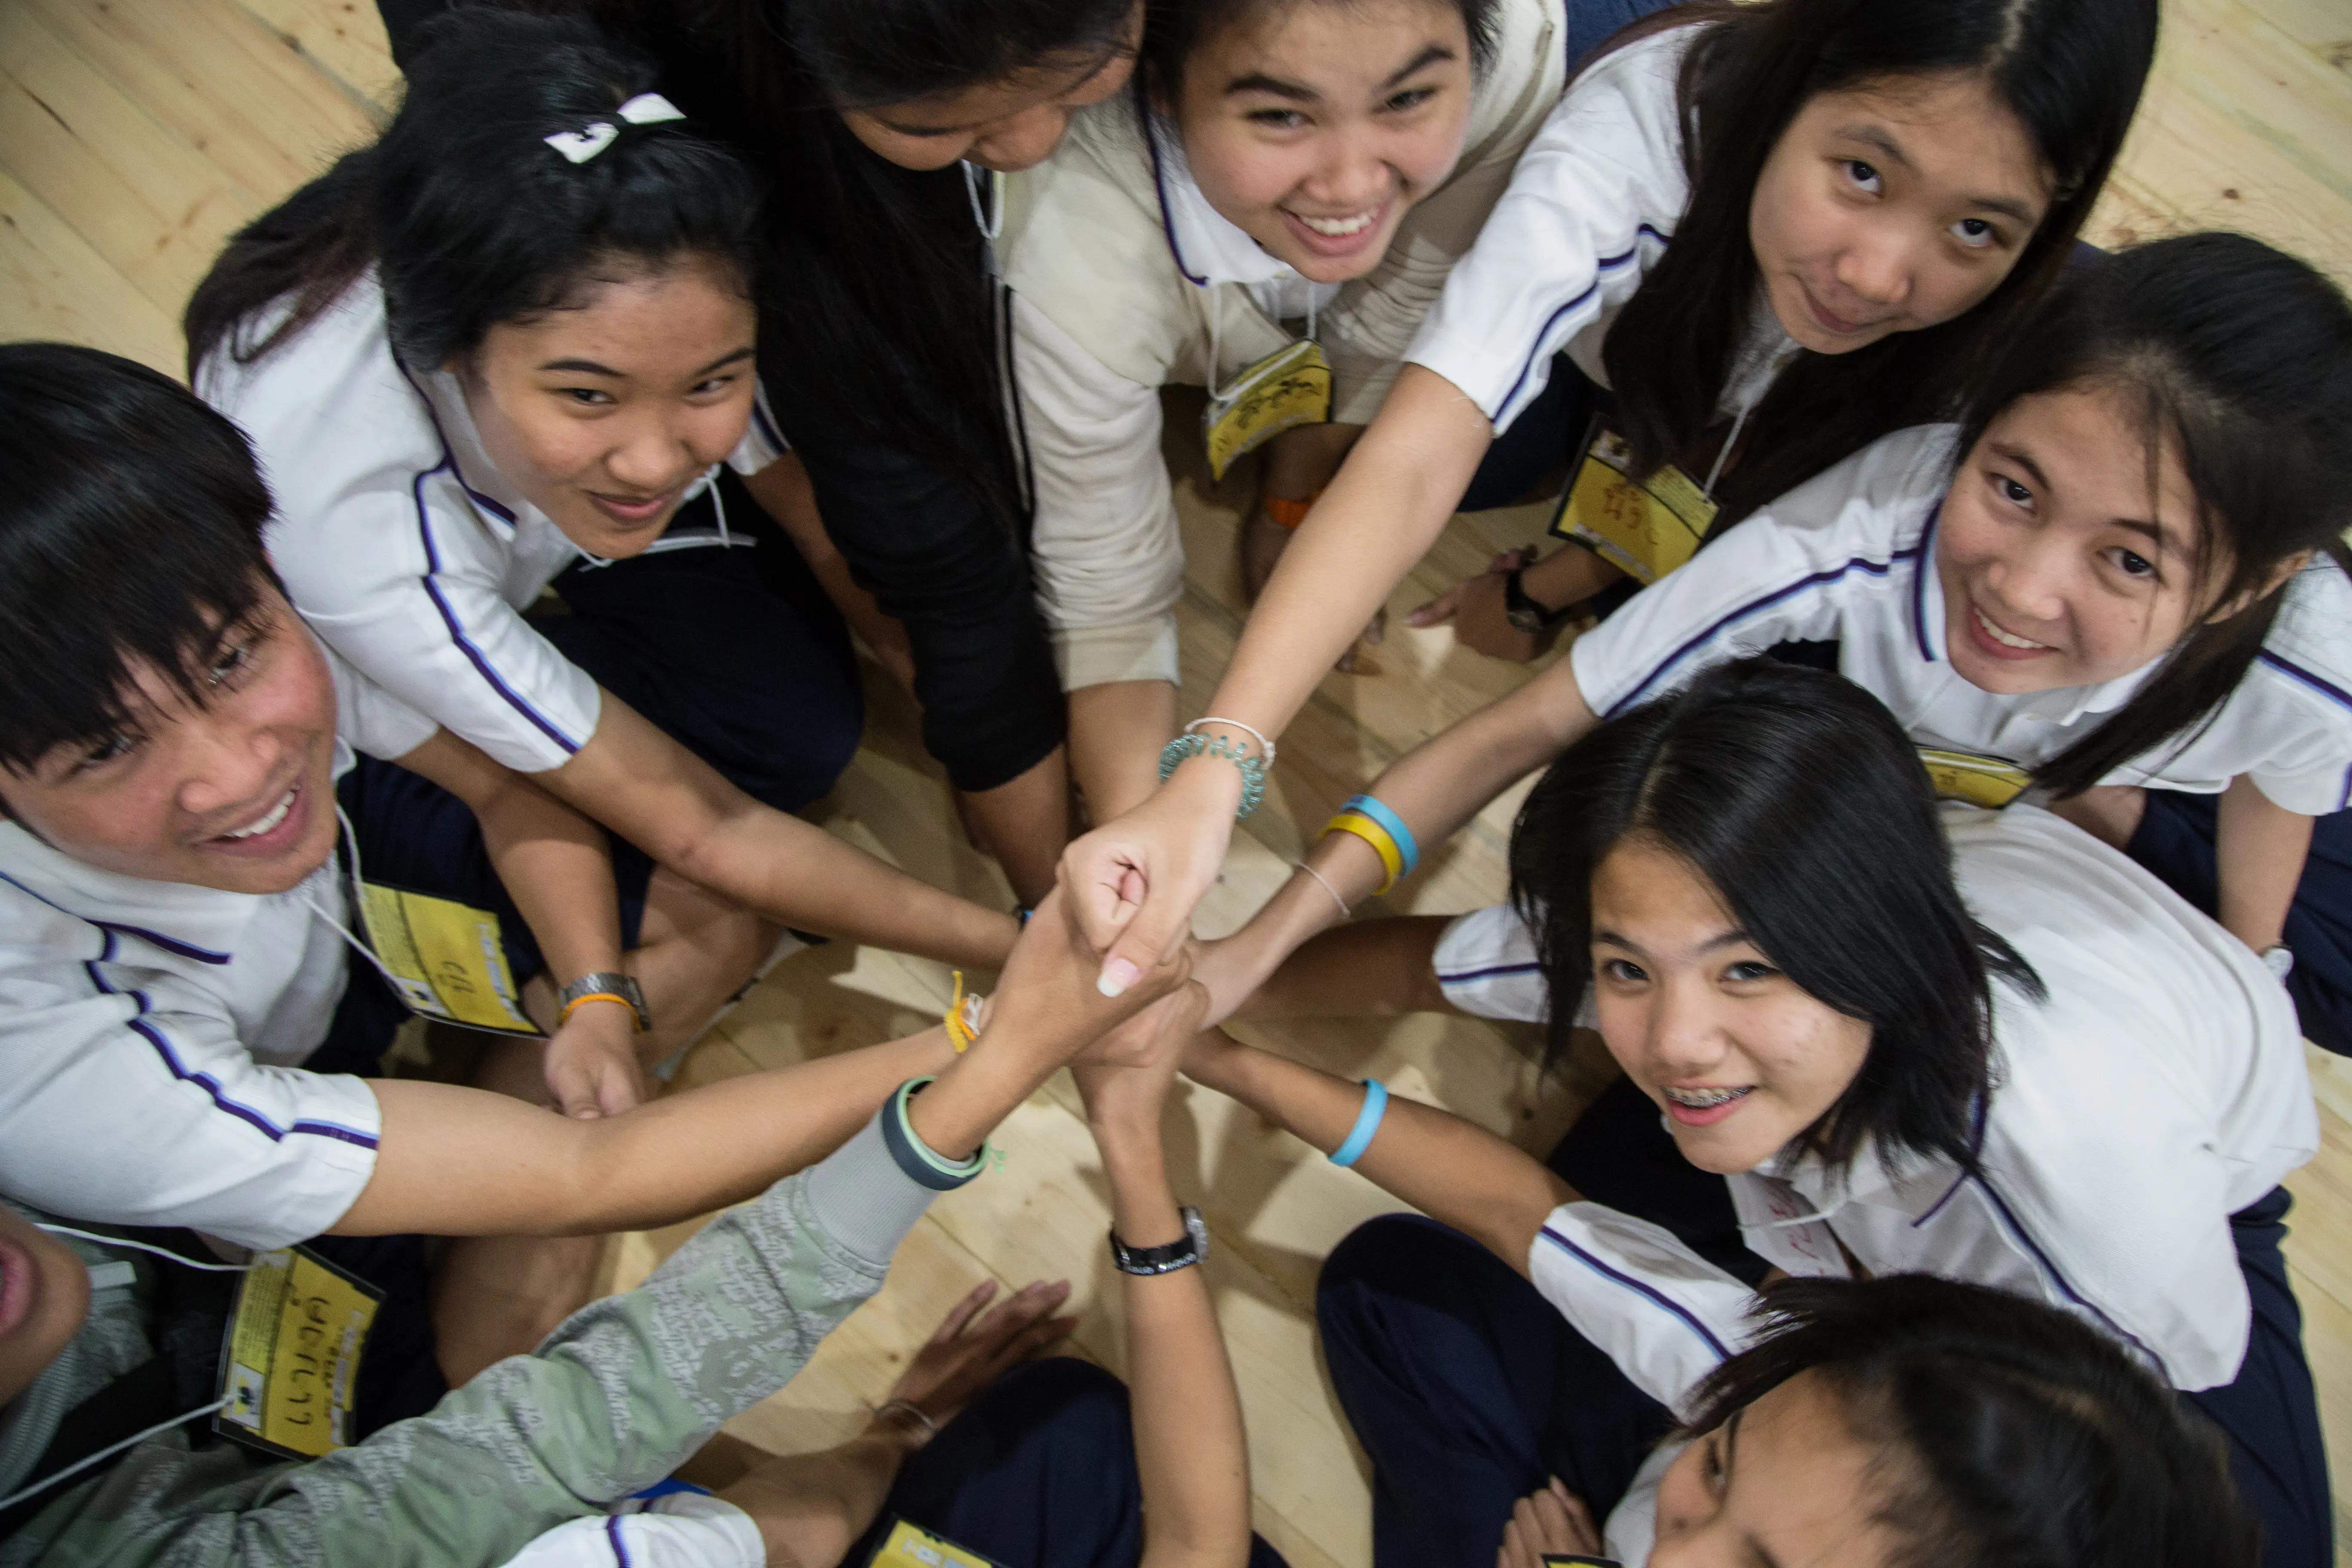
1053, 616, 1181, 691
1433, 905, 1555, 1023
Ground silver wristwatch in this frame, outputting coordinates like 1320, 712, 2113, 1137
1109, 1206, 1210, 1276
557, 970, 650, 1032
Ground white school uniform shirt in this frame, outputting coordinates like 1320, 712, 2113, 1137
0, 644, 436, 1251
1567, 423, 2352, 812
1433, 802, 2317, 1406
198, 274, 787, 774
1001, 0, 1567, 689
497, 1494, 764, 1568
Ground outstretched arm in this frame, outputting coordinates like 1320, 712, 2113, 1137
340, 889, 1188, 1239
1059, 365, 1496, 991
546, 696, 1018, 971
1190, 661, 1598, 1026
1180, 1029, 1565, 1277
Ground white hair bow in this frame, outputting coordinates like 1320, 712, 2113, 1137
543, 92, 687, 164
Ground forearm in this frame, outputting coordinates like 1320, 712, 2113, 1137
1232, 916, 1456, 1022
1096, 1115, 1253, 1568
338, 1029, 955, 1235
1208, 365, 1493, 741
2216, 775, 2313, 953
685, 805, 1018, 969
1184, 1034, 1566, 1270
719, 1427, 921, 1568
475, 778, 624, 985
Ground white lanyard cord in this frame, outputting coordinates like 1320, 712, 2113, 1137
298, 806, 404, 994
0, 1398, 233, 1515
962, 161, 1004, 242
1699, 394, 1752, 502
34, 1226, 254, 1273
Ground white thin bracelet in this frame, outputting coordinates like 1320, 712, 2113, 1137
1188, 715, 1276, 766
1297, 861, 1351, 919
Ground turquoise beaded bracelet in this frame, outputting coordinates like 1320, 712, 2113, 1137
1158, 732, 1268, 818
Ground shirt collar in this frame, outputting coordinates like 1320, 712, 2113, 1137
0, 820, 270, 966
1143, 107, 1305, 291
1907, 501, 2158, 725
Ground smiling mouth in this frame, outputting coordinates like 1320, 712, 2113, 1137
1287, 208, 1377, 237
1972, 604, 2052, 652
218, 786, 296, 841
1661, 1084, 1753, 1111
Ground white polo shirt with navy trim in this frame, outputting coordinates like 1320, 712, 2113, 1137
199, 273, 786, 775
1436, 802, 2315, 1405
0, 645, 435, 1251
1567, 424, 2352, 814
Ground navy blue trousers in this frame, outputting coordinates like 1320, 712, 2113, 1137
2128, 788, 2352, 1056
1317, 1215, 1675, 1568
842, 1358, 1289, 1568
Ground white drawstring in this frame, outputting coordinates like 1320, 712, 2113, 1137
34, 1226, 253, 1273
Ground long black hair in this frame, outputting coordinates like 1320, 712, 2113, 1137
0, 345, 278, 774
1599, 0, 2156, 524
1687, 1275, 2258, 1568
1948, 233, 2352, 798
184, 9, 762, 377
586, 0, 1138, 534
1509, 658, 2040, 1171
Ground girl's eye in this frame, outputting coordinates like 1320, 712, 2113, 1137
564, 387, 614, 407
1952, 216, 2000, 249
1599, 957, 1650, 984
1723, 960, 1779, 983
207, 640, 254, 688
1996, 475, 2033, 507
2110, 547, 2156, 579
691, 376, 735, 397
1247, 108, 1308, 130
1701, 1431, 1728, 1491
1843, 158, 1882, 194
1384, 86, 1438, 113
74, 732, 138, 774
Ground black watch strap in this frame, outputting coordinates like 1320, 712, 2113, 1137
1109, 1207, 1209, 1275
1504, 564, 1571, 634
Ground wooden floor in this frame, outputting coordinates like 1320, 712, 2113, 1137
4, 0, 2351, 1560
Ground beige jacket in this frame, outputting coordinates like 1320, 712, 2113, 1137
1000, 0, 1568, 688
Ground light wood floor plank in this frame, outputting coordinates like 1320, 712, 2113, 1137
0, 160, 178, 368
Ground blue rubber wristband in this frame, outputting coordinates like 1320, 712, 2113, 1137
1341, 795, 1418, 879
1330, 1079, 1389, 1168
881, 1077, 987, 1191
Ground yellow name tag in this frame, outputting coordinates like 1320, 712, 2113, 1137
865, 1519, 1004, 1568
355, 880, 539, 1036
214, 1246, 383, 1460
1548, 424, 1718, 585
1203, 337, 1332, 481
1918, 747, 2033, 808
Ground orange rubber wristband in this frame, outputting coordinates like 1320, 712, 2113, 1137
1262, 487, 1326, 530
559, 991, 636, 1029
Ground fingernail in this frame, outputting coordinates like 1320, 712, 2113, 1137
1097, 958, 1140, 997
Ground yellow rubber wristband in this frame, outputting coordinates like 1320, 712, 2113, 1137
943, 971, 978, 1054
559, 991, 636, 1029
1322, 812, 1402, 894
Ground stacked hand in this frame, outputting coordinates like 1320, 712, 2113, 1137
981, 886, 1195, 1068
543, 1000, 646, 1119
